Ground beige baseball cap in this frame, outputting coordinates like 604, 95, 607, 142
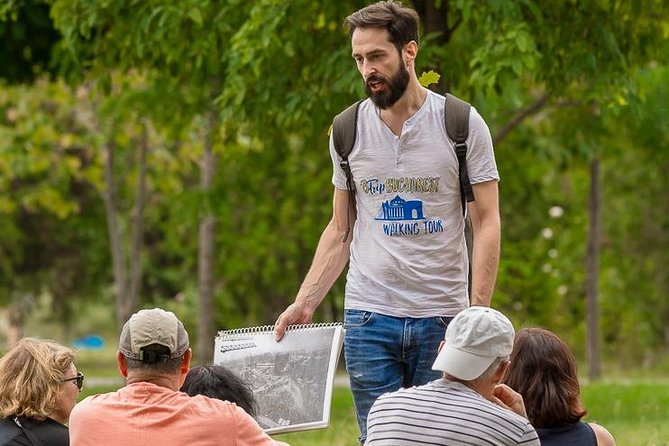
119, 308, 190, 361
432, 306, 515, 380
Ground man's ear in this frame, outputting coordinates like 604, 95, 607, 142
117, 351, 128, 378
494, 360, 511, 384
181, 349, 192, 375
177, 349, 192, 387
403, 40, 418, 66
437, 340, 445, 354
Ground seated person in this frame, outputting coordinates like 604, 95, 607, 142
181, 364, 256, 418
0, 337, 83, 446
68, 307, 288, 446
503, 327, 616, 446
365, 307, 540, 445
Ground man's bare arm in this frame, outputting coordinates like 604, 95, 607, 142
467, 180, 501, 306
274, 188, 353, 340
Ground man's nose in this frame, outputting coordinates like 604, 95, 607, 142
362, 61, 377, 78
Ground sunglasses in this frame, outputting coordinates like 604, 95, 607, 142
62, 372, 84, 391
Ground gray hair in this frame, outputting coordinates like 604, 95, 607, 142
469, 356, 510, 385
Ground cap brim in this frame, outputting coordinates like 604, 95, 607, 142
431, 344, 495, 381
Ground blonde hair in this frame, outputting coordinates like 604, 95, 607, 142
0, 337, 76, 420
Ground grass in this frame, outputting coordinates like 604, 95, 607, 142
582, 381, 669, 446
273, 387, 359, 446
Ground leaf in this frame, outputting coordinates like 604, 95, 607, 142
188, 8, 203, 27
418, 70, 441, 88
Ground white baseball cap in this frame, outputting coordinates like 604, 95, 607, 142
432, 306, 515, 380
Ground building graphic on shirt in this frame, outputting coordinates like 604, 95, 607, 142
376, 195, 425, 221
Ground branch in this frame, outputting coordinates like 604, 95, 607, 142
493, 93, 551, 145
448, 16, 463, 35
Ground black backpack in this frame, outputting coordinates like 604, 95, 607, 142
331, 93, 475, 242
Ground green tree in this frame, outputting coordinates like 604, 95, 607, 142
0, 0, 61, 83
51, 0, 261, 360
11, 0, 666, 374
217, 0, 668, 378
0, 78, 108, 342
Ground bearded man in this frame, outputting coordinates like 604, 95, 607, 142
275, 2, 500, 443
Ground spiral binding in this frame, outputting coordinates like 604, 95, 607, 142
216, 322, 342, 338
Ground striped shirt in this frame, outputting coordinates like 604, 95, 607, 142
366, 379, 540, 446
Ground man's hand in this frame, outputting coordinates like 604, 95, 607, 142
492, 384, 529, 419
274, 301, 314, 341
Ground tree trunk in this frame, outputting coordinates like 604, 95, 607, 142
196, 108, 218, 363
413, 0, 451, 92
5, 293, 32, 346
102, 139, 130, 331
128, 121, 149, 317
586, 157, 602, 380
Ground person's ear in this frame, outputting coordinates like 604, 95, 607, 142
403, 40, 418, 66
437, 340, 445, 354
177, 349, 192, 387
181, 349, 192, 375
494, 360, 511, 384
117, 351, 128, 378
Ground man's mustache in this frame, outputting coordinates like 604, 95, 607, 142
366, 74, 386, 84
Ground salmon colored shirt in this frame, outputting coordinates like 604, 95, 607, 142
69, 382, 289, 446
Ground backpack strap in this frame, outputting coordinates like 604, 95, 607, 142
332, 100, 362, 242
444, 93, 474, 216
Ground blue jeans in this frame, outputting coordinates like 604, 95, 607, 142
343, 310, 453, 444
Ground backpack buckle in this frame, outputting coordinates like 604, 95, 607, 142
454, 142, 467, 157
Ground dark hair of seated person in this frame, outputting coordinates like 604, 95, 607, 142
503, 327, 587, 427
180, 365, 257, 418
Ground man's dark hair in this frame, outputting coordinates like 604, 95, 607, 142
180, 365, 257, 418
124, 344, 183, 374
345, 1, 420, 53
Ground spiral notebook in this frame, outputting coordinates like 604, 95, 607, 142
213, 322, 344, 434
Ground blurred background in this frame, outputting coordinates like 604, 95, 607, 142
0, 0, 667, 386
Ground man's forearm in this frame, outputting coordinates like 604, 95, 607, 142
295, 219, 352, 311
470, 219, 500, 306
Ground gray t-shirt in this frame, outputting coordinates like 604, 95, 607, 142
331, 89, 498, 318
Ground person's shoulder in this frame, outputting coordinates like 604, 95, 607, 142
70, 389, 124, 419
353, 98, 374, 118
186, 395, 257, 428
376, 379, 440, 402
186, 394, 239, 415
72, 393, 105, 409
481, 403, 538, 445
473, 390, 534, 428
41, 418, 69, 444
589, 422, 616, 446
426, 88, 446, 102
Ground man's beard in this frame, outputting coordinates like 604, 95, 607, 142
364, 63, 410, 109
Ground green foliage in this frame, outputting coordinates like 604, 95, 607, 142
0, 0, 60, 83
0, 78, 108, 314
1, 0, 668, 366
596, 67, 669, 364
